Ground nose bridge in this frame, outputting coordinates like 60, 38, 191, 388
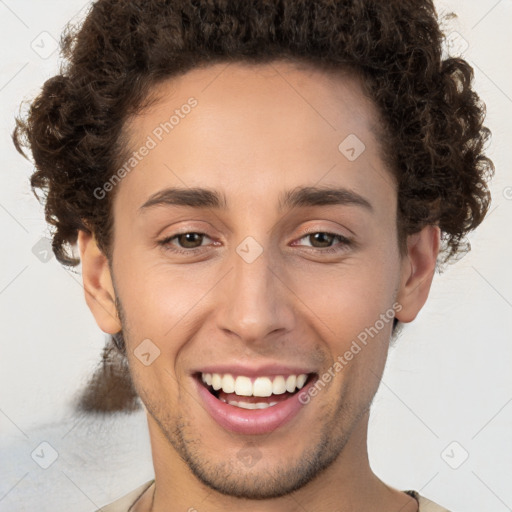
217, 237, 294, 342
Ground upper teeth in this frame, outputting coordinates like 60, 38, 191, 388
202, 373, 309, 397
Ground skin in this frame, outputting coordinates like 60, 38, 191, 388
78, 61, 439, 511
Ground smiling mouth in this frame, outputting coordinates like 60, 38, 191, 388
196, 372, 316, 410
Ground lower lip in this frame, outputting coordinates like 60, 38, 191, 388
195, 376, 316, 435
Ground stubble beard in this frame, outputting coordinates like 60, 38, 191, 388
139, 384, 371, 500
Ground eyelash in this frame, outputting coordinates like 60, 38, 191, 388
158, 229, 352, 256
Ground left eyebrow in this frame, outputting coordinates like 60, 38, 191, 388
278, 185, 373, 213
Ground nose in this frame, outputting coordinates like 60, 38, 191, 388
215, 241, 296, 346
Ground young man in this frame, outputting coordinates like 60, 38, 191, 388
13, 0, 493, 510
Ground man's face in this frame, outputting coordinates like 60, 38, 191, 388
96, 61, 417, 498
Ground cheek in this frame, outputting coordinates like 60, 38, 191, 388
116, 257, 212, 340
290, 258, 399, 394
292, 258, 398, 334
119, 269, 197, 399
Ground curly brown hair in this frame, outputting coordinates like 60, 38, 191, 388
12, 0, 494, 412
13, 0, 493, 268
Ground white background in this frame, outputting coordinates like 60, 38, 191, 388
0, 1, 511, 510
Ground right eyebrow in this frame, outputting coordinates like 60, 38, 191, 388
139, 187, 228, 213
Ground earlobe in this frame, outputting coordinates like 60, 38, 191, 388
395, 225, 440, 323
77, 230, 121, 334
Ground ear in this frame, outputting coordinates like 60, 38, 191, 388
77, 230, 121, 334
395, 225, 440, 323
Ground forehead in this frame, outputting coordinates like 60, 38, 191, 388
116, 60, 395, 217
127, 60, 382, 149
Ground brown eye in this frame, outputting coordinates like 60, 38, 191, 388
159, 231, 213, 254
293, 231, 352, 255
175, 232, 205, 249
307, 232, 336, 248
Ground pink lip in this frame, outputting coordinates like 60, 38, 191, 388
194, 373, 317, 435
193, 364, 314, 378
